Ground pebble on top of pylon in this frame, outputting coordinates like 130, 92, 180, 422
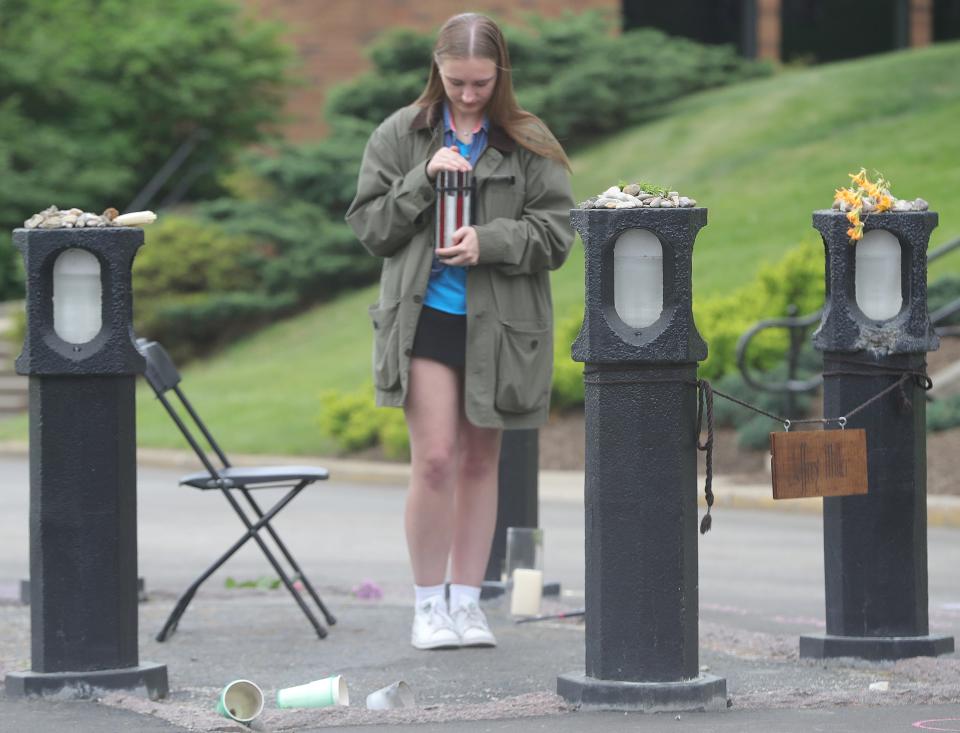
23, 205, 156, 229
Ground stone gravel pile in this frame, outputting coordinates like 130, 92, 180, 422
23, 205, 156, 229
832, 194, 929, 213
579, 184, 697, 210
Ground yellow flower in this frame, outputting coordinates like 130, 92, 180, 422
836, 169, 895, 243
863, 181, 882, 200
834, 188, 860, 208
850, 169, 868, 188
875, 193, 894, 212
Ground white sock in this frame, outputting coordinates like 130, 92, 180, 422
414, 583, 446, 607
449, 584, 481, 610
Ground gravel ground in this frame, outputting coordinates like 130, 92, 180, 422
3, 594, 958, 732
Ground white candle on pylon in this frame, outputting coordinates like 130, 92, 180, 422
510, 568, 543, 616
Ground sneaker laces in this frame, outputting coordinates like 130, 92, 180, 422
421, 599, 456, 631
454, 602, 487, 631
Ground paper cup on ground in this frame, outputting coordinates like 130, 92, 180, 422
216, 679, 264, 723
510, 568, 543, 616
276, 675, 349, 708
366, 680, 415, 710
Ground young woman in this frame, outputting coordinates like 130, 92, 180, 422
346, 13, 573, 650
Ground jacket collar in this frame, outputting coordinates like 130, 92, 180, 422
410, 103, 516, 153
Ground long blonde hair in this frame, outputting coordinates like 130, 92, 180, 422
415, 13, 571, 171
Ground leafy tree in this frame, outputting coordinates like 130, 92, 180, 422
0, 0, 295, 299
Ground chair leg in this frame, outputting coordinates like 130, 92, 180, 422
157, 484, 308, 641
241, 488, 337, 627
221, 486, 328, 640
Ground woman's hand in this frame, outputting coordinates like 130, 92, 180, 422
437, 226, 479, 266
426, 145, 472, 180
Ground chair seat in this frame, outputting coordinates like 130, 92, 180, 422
180, 465, 330, 490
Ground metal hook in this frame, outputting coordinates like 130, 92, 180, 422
838, 416, 847, 430
783, 419, 791, 432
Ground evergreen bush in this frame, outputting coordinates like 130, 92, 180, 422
132, 215, 294, 361
0, 0, 293, 300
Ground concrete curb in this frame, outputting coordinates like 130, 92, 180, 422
3, 440, 960, 527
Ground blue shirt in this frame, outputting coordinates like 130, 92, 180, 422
423, 104, 489, 315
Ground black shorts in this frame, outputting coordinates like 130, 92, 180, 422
411, 305, 466, 369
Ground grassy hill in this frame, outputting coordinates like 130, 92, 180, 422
2, 42, 960, 454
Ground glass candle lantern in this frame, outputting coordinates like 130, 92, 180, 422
53, 248, 102, 344
855, 229, 902, 321
614, 228, 663, 329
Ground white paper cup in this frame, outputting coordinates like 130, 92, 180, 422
365, 680, 415, 710
276, 675, 349, 708
510, 568, 543, 616
215, 679, 264, 723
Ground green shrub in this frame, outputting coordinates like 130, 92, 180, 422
736, 413, 777, 451
710, 369, 814, 430
517, 26, 770, 147
327, 13, 770, 151
0, 0, 294, 300
2, 307, 25, 351
551, 307, 586, 410
318, 384, 409, 459
548, 240, 825, 415
132, 215, 293, 361
928, 275, 960, 326
137, 291, 296, 364
0, 245, 23, 303
133, 215, 262, 298
695, 238, 825, 380
928, 394, 960, 433
378, 413, 411, 461
200, 199, 380, 301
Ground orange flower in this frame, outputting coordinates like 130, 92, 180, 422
875, 193, 894, 212
834, 188, 860, 208
864, 182, 881, 199
837, 169, 895, 243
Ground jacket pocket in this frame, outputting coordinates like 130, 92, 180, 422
495, 321, 552, 413
481, 174, 523, 221
369, 301, 401, 391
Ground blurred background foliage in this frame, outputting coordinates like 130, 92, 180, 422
0, 0, 294, 300
1, 7, 768, 362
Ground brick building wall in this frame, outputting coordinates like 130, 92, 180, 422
241, 0, 618, 142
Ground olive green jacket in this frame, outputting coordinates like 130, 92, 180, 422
345, 104, 574, 429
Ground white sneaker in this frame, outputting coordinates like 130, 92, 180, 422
411, 597, 460, 650
451, 601, 497, 648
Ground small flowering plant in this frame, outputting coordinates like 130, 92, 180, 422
833, 168, 894, 243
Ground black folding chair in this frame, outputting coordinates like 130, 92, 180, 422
136, 338, 336, 642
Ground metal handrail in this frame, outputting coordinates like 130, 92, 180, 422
736, 235, 960, 399
736, 308, 823, 394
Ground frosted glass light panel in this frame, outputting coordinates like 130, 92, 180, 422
614, 228, 663, 328
53, 248, 102, 344
855, 230, 902, 321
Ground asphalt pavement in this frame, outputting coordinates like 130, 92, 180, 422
1, 452, 959, 732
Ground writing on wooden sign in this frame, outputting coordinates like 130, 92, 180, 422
770, 429, 868, 500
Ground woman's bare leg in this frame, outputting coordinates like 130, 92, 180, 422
448, 410, 502, 587
404, 357, 462, 586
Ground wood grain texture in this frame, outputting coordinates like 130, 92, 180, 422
770, 429, 868, 499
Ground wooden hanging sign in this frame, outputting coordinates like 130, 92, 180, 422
770, 429, 868, 500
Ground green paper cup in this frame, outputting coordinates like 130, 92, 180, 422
276, 675, 349, 708
215, 679, 264, 723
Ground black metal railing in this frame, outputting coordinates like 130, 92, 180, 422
737, 235, 960, 404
